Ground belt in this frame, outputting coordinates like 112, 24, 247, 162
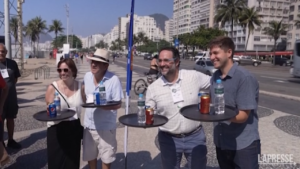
164, 125, 202, 138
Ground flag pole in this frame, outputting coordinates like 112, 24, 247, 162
125, 0, 135, 168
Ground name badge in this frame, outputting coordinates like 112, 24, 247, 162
0, 69, 9, 78
170, 84, 184, 104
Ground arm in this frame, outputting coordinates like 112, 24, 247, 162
81, 82, 86, 104
13, 60, 21, 84
195, 71, 211, 91
45, 84, 55, 106
229, 76, 258, 123
0, 75, 8, 115
145, 86, 156, 109
101, 77, 123, 110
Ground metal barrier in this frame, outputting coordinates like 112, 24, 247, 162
34, 65, 51, 80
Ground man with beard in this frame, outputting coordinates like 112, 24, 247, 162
81, 49, 123, 169
145, 46, 210, 169
209, 36, 260, 169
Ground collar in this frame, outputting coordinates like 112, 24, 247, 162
217, 62, 238, 79
161, 70, 183, 86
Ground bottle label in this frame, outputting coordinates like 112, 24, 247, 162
137, 101, 145, 107
215, 88, 224, 94
99, 87, 105, 92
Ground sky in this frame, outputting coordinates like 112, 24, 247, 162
0, 0, 173, 38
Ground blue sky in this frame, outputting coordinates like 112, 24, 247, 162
1, 0, 173, 38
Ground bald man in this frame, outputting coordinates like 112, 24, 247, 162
0, 44, 21, 149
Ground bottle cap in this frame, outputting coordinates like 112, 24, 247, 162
139, 94, 143, 97
216, 79, 222, 84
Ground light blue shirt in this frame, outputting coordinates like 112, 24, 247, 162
83, 71, 124, 130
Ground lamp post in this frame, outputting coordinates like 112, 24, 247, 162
4, 0, 11, 59
65, 4, 69, 44
18, 0, 24, 69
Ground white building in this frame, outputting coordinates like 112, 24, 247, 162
103, 33, 112, 46
111, 25, 119, 42
287, 0, 300, 50
190, 0, 215, 31
165, 19, 174, 42
173, 0, 191, 36
119, 16, 130, 40
90, 34, 104, 47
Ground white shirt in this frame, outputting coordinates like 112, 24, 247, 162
145, 69, 210, 134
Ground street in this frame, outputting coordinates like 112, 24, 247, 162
114, 56, 300, 116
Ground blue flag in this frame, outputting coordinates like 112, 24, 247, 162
126, 0, 135, 96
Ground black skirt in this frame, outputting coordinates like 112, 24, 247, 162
47, 119, 83, 169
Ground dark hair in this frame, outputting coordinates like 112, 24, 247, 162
158, 46, 180, 60
57, 58, 78, 78
153, 54, 158, 59
208, 36, 235, 58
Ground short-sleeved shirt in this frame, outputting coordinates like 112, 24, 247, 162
210, 63, 260, 150
146, 69, 211, 134
0, 58, 20, 111
83, 71, 124, 130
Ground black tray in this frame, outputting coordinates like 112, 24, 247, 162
81, 101, 121, 108
33, 109, 76, 122
119, 114, 168, 128
180, 104, 237, 122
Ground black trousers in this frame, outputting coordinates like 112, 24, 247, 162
216, 140, 261, 169
47, 119, 83, 169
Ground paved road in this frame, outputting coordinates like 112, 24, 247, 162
114, 57, 300, 116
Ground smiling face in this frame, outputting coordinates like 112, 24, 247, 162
158, 50, 179, 77
0, 44, 7, 62
57, 63, 73, 80
209, 46, 232, 70
90, 60, 108, 75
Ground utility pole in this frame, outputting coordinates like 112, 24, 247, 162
18, 0, 24, 70
4, 0, 12, 59
65, 4, 69, 44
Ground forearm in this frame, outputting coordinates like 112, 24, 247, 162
0, 88, 8, 109
229, 110, 250, 123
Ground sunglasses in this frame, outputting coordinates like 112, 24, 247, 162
57, 68, 69, 73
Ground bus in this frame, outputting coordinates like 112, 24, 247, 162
291, 40, 300, 78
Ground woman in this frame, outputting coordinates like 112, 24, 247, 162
45, 58, 83, 169
148, 54, 159, 75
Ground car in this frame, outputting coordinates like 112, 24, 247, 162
235, 56, 261, 66
143, 54, 152, 60
274, 57, 293, 66
194, 57, 210, 63
193, 51, 210, 61
194, 60, 217, 76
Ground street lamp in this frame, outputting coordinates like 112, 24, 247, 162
65, 4, 69, 44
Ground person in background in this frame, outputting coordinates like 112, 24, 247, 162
145, 46, 210, 169
0, 74, 10, 167
209, 36, 260, 169
81, 49, 123, 169
80, 52, 84, 64
45, 58, 83, 169
148, 54, 159, 75
0, 43, 21, 149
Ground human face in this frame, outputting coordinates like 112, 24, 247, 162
57, 63, 73, 80
90, 60, 108, 75
158, 50, 178, 77
0, 45, 7, 61
209, 46, 232, 69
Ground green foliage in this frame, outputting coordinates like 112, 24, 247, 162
263, 20, 288, 51
51, 34, 83, 48
136, 39, 171, 53
48, 20, 64, 48
95, 40, 109, 49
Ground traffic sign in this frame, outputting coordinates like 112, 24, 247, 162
174, 39, 179, 47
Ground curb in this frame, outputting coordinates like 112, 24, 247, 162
259, 90, 300, 102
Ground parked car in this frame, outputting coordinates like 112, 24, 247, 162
274, 57, 293, 66
234, 56, 261, 66
194, 51, 210, 61
143, 54, 152, 60
194, 60, 217, 76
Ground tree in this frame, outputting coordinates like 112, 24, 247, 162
52, 34, 83, 48
48, 20, 64, 48
137, 32, 146, 46
10, 17, 19, 50
95, 40, 108, 49
262, 20, 288, 51
214, 0, 246, 37
239, 7, 262, 51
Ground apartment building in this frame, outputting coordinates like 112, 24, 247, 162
119, 16, 130, 40
190, 0, 215, 31
165, 19, 174, 42
287, 0, 300, 50
173, 0, 191, 36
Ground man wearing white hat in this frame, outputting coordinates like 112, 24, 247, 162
81, 49, 124, 169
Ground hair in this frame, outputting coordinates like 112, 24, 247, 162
208, 36, 235, 58
159, 46, 180, 60
57, 58, 78, 78
0, 43, 7, 52
153, 54, 158, 59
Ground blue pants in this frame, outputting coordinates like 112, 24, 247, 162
216, 140, 261, 169
158, 128, 207, 169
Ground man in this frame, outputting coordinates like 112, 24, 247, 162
0, 43, 21, 149
209, 36, 260, 169
81, 49, 123, 169
145, 46, 210, 169
0, 73, 10, 166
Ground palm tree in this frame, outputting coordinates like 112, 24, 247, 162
294, 14, 300, 27
262, 20, 288, 51
239, 7, 262, 51
214, 0, 246, 37
137, 32, 146, 46
48, 20, 64, 48
10, 17, 19, 50
25, 20, 38, 55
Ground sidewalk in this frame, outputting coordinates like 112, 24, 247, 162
2, 58, 300, 169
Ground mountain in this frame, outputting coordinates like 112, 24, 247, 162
149, 13, 169, 33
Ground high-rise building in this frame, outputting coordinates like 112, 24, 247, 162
165, 19, 174, 42
287, 0, 300, 50
173, 0, 191, 37
119, 16, 130, 40
190, 0, 215, 31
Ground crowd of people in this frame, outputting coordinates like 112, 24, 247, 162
0, 36, 260, 169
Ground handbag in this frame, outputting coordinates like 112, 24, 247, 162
51, 84, 84, 139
